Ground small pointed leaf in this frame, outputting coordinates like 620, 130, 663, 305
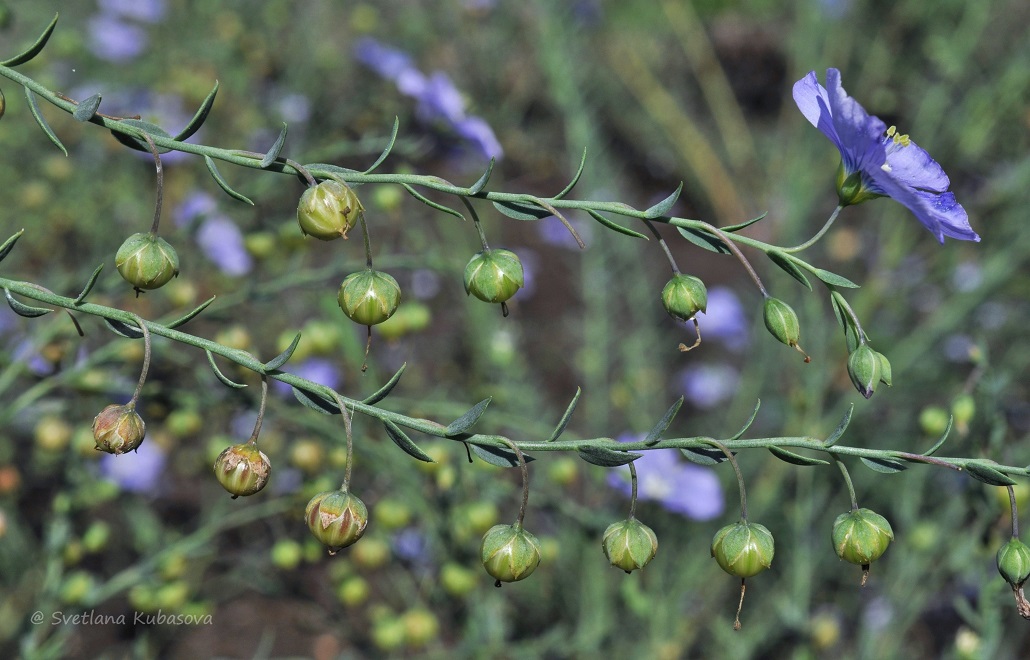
586, 210, 647, 240
644, 182, 682, 218
5, 289, 52, 317
260, 123, 287, 168
103, 318, 143, 338
767, 251, 812, 290
676, 226, 730, 253
644, 397, 683, 446
722, 212, 768, 233
0, 230, 25, 264
72, 94, 102, 122
112, 119, 172, 153
823, 404, 854, 448
547, 387, 582, 442
799, 263, 859, 289
467, 158, 495, 195
402, 184, 465, 220
1, 13, 59, 66
362, 363, 407, 405
384, 419, 434, 462
964, 462, 1016, 487
166, 296, 216, 329
860, 456, 907, 474
292, 386, 338, 415
363, 117, 399, 174
445, 398, 492, 437
922, 417, 953, 457
680, 445, 733, 465
729, 400, 761, 441
555, 149, 588, 200
206, 350, 247, 388
73, 264, 104, 304
469, 441, 534, 468
174, 80, 219, 141
205, 156, 254, 205
577, 446, 641, 467
768, 446, 828, 466
263, 333, 300, 371
492, 200, 552, 221
24, 88, 67, 156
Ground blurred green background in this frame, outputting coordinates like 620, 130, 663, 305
1, 0, 1029, 657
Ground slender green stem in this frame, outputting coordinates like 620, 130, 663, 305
783, 205, 844, 254
127, 314, 151, 407
247, 376, 269, 444
1009, 486, 1020, 539
832, 454, 859, 511
359, 215, 373, 269
643, 219, 681, 275
628, 460, 639, 520
463, 197, 491, 251
707, 439, 748, 521
698, 221, 767, 297
137, 131, 164, 235
499, 437, 530, 528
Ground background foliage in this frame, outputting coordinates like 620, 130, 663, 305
1, 0, 1029, 657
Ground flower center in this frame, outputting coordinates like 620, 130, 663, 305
880, 126, 911, 173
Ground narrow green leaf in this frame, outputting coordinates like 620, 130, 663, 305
644, 182, 683, 218
586, 210, 647, 240
823, 404, 854, 448
680, 445, 733, 465
402, 184, 464, 220
722, 212, 768, 233
644, 397, 683, 446
492, 200, 551, 221
554, 148, 587, 199
384, 419, 434, 462
166, 296, 216, 329
72, 94, 102, 122
206, 350, 247, 388
829, 290, 848, 332
676, 226, 730, 253
260, 122, 288, 168
964, 462, 1016, 487
922, 417, 953, 457
469, 442, 534, 468
467, 158, 495, 195
363, 117, 399, 174
860, 456, 907, 474
5, 288, 52, 317
24, 88, 67, 156
577, 446, 641, 467
768, 446, 829, 466
305, 163, 360, 178
292, 387, 338, 415
73, 264, 104, 304
767, 251, 812, 290
103, 318, 143, 338
445, 398, 491, 437
111, 119, 173, 153
362, 363, 407, 405
1, 13, 59, 66
547, 387, 582, 442
174, 80, 219, 141
799, 263, 859, 289
263, 333, 300, 371
729, 400, 761, 441
205, 156, 254, 205
0, 230, 25, 264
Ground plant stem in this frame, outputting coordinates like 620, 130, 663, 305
698, 221, 767, 297
499, 437, 530, 528
628, 460, 639, 520
708, 439, 747, 521
643, 219, 681, 274
138, 131, 164, 235
783, 205, 844, 253
127, 314, 151, 407
247, 376, 269, 444
832, 454, 859, 511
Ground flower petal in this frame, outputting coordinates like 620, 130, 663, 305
869, 172, 980, 243
884, 138, 950, 193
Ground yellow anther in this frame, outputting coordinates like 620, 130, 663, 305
885, 125, 910, 147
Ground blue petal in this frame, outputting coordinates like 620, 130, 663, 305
869, 172, 980, 243
823, 69, 886, 175
883, 137, 950, 193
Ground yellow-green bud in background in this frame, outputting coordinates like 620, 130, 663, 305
711, 520, 775, 578
481, 523, 542, 585
847, 344, 882, 399
602, 518, 658, 573
661, 274, 707, 322
297, 180, 362, 240
464, 249, 524, 304
213, 442, 271, 498
116, 232, 179, 291
305, 489, 369, 554
997, 538, 1030, 588
338, 269, 401, 326
763, 297, 807, 360
92, 403, 146, 454
832, 508, 893, 567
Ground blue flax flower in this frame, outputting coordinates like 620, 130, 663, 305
793, 68, 979, 243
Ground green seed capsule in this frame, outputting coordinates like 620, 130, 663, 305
213, 442, 271, 498
661, 274, 707, 322
297, 180, 363, 240
832, 508, 894, 565
997, 538, 1030, 588
464, 249, 524, 304
338, 269, 401, 326
847, 344, 882, 399
306, 489, 369, 554
116, 232, 179, 291
481, 523, 542, 584
602, 518, 658, 573
711, 520, 775, 578
92, 403, 146, 454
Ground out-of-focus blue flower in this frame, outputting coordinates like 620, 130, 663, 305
353, 37, 503, 160
697, 286, 749, 352
98, 0, 166, 23
12, 338, 54, 376
607, 434, 724, 520
272, 358, 343, 397
676, 363, 741, 409
536, 216, 592, 250
393, 527, 431, 564
277, 93, 312, 124
99, 441, 166, 494
196, 216, 252, 276
793, 69, 979, 243
174, 191, 218, 228
411, 269, 441, 300
88, 15, 148, 63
